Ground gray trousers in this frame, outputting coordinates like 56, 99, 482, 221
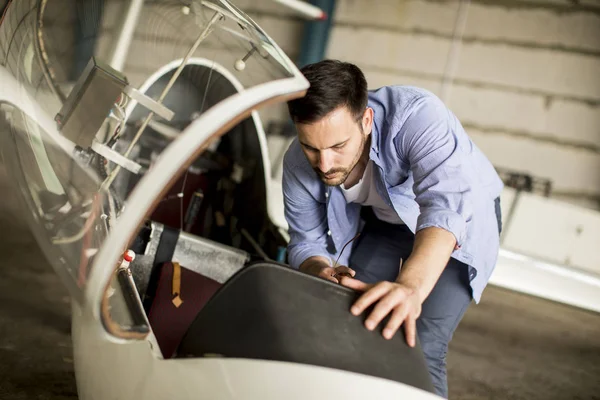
348, 200, 501, 398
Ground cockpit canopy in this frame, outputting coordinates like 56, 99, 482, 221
0, 0, 307, 303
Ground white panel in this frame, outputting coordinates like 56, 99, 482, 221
502, 192, 600, 274
503, 194, 574, 265
552, 193, 600, 210
499, 187, 517, 227
489, 249, 600, 314
569, 215, 600, 274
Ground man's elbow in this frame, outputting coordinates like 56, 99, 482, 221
416, 208, 467, 248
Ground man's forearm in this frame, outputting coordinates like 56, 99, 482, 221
299, 255, 331, 276
396, 226, 456, 303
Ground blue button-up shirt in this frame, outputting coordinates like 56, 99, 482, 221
282, 85, 504, 302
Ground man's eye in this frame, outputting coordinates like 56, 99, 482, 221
334, 143, 345, 149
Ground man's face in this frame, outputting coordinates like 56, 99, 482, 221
296, 106, 372, 186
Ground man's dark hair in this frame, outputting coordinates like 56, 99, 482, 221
288, 59, 368, 124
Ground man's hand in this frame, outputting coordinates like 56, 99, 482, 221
318, 265, 356, 284
340, 277, 421, 346
337, 227, 456, 346
299, 256, 355, 284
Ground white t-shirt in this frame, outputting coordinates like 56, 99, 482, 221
340, 160, 404, 225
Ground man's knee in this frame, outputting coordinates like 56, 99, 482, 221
419, 329, 449, 366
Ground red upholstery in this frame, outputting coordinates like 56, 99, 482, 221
147, 262, 222, 358
150, 173, 209, 233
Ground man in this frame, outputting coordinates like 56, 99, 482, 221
282, 59, 503, 398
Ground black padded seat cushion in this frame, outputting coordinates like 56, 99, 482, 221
176, 261, 435, 393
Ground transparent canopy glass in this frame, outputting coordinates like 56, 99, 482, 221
0, 0, 306, 304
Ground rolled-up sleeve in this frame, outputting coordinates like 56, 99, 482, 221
394, 96, 474, 247
282, 153, 332, 269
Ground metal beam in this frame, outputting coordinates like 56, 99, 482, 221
108, 0, 145, 72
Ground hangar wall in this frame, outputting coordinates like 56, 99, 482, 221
94, 0, 600, 211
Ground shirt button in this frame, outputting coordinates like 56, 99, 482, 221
325, 192, 329, 198
327, 230, 332, 236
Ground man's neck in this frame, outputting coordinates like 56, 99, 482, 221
343, 136, 371, 189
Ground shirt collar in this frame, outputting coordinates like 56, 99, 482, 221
367, 104, 382, 163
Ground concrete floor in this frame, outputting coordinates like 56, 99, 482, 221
0, 167, 77, 400
0, 165, 599, 400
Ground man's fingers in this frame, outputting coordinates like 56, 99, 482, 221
343, 280, 420, 344
350, 283, 391, 316
382, 305, 409, 340
334, 265, 356, 277
320, 267, 335, 276
318, 267, 339, 283
404, 314, 417, 347
364, 290, 407, 331
339, 276, 371, 292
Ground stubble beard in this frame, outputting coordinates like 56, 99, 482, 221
317, 133, 366, 187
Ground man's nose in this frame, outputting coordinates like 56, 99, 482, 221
318, 150, 334, 172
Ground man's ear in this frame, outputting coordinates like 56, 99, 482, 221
362, 107, 374, 134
